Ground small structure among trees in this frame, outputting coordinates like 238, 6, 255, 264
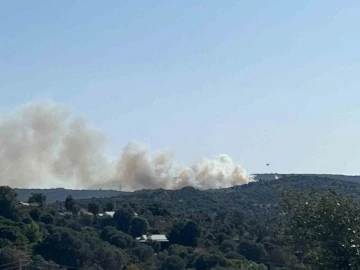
137, 234, 169, 250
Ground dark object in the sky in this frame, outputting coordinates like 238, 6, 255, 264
266, 163, 270, 166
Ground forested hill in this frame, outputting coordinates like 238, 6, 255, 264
3, 175, 360, 269
254, 173, 360, 183
15, 174, 360, 204
95, 175, 360, 214
15, 188, 123, 203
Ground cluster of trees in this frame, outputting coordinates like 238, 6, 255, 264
1, 175, 360, 269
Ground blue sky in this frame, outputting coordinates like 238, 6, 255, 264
1, 1, 360, 175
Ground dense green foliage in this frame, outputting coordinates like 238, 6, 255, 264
14, 174, 360, 203
15, 188, 122, 203
88, 202, 100, 216
2, 175, 360, 269
279, 189, 360, 269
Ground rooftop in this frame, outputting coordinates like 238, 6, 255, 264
137, 234, 168, 242
98, 211, 115, 218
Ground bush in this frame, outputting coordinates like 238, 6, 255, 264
164, 255, 186, 270
220, 240, 236, 253
40, 214, 54, 225
225, 251, 244, 260
129, 217, 150, 237
193, 253, 228, 270
131, 245, 154, 263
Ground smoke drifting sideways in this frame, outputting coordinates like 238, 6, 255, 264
0, 102, 251, 190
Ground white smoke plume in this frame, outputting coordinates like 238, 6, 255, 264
0, 101, 250, 190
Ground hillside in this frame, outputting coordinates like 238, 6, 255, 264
15, 188, 123, 203
254, 173, 360, 184
15, 174, 360, 204
3, 174, 360, 269
72, 175, 360, 227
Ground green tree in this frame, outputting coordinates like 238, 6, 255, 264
279, 189, 360, 269
0, 186, 18, 219
101, 226, 119, 241
29, 208, 42, 222
0, 226, 28, 246
65, 195, 75, 212
168, 244, 193, 260
181, 221, 201, 247
168, 221, 201, 247
129, 217, 150, 237
71, 204, 81, 215
105, 202, 114, 211
40, 213, 54, 224
109, 234, 128, 249
28, 193, 47, 207
220, 239, 236, 253
193, 252, 227, 270
93, 244, 124, 270
131, 244, 154, 264
237, 240, 267, 262
30, 255, 63, 270
0, 247, 27, 266
79, 213, 94, 226
88, 202, 100, 216
101, 226, 133, 249
113, 207, 135, 233
34, 227, 92, 268
164, 255, 186, 270
25, 221, 42, 242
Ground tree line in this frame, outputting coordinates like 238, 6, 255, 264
1, 175, 360, 269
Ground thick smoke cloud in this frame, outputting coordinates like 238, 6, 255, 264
0, 102, 250, 190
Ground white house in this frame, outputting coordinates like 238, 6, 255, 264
136, 234, 169, 243
19, 201, 39, 207
97, 211, 116, 218
19, 202, 30, 206
97, 211, 138, 218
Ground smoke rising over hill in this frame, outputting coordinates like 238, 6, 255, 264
0, 101, 250, 190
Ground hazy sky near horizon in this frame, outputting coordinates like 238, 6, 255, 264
1, 1, 360, 176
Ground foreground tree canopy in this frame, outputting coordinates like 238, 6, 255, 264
1, 175, 360, 269
279, 189, 360, 269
